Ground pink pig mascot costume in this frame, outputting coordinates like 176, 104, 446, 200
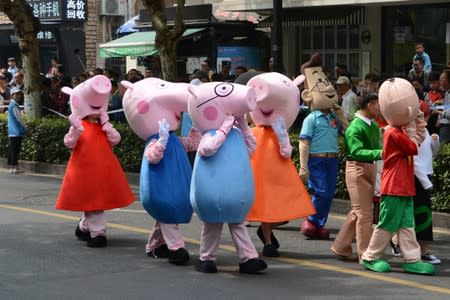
56, 75, 135, 248
360, 78, 434, 275
188, 82, 267, 274
121, 78, 201, 265
246, 73, 316, 257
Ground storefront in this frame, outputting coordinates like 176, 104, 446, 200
100, 4, 270, 80
0, 0, 87, 76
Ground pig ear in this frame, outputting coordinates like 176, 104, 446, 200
301, 89, 313, 104
293, 74, 306, 86
121, 81, 134, 90
187, 85, 198, 98
61, 87, 73, 96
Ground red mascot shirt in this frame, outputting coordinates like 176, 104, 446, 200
56, 121, 135, 211
380, 126, 418, 197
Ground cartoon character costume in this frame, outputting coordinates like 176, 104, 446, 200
360, 77, 435, 275
331, 94, 382, 260
298, 54, 349, 239
245, 72, 315, 257
56, 75, 135, 247
188, 82, 267, 274
121, 78, 201, 265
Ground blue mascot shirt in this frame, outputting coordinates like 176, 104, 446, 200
190, 128, 255, 223
140, 132, 193, 223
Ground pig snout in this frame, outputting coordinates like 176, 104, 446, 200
91, 75, 111, 95
247, 79, 270, 103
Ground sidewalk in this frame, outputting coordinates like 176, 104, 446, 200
4, 158, 450, 230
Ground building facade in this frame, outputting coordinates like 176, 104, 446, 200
0, 0, 90, 76
208, 0, 450, 80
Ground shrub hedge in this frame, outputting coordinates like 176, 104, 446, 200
0, 115, 448, 212
0, 115, 144, 172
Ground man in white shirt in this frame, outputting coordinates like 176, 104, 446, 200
336, 76, 357, 121
7, 57, 19, 79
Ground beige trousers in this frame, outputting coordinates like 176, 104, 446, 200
362, 227, 420, 262
332, 161, 376, 258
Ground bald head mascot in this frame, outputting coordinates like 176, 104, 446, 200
360, 78, 434, 275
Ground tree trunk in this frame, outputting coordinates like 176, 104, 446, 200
19, 31, 42, 118
142, 0, 185, 82
0, 1, 42, 119
159, 44, 178, 82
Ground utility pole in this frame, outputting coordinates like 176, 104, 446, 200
272, 0, 283, 73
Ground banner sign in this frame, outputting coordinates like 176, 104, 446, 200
27, 0, 87, 22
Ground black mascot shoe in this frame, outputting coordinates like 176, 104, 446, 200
239, 258, 267, 274
195, 259, 218, 273
87, 235, 107, 248
147, 244, 170, 258
262, 244, 280, 257
257, 226, 280, 249
168, 248, 190, 265
75, 224, 91, 241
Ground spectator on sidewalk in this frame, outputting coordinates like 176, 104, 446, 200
336, 76, 357, 121
10, 72, 24, 91
408, 57, 430, 89
0, 74, 11, 113
234, 66, 248, 80
47, 57, 59, 77
435, 70, 450, 143
7, 87, 27, 174
412, 42, 432, 71
7, 57, 19, 79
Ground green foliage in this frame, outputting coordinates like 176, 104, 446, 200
0, 115, 144, 172
431, 143, 450, 213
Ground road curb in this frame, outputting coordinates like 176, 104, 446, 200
3, 158, 449, 230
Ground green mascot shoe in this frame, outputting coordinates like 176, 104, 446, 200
402, 261, 435, 275
361, 259, 391, 273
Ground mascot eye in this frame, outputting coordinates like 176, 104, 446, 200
214, 83, 234, 97
159, 83, 168, 89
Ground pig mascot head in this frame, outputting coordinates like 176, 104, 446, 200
187, 82, 257, 132
61, 75, 111, 118
247, 72, 305, 128
121, 78, 190, 140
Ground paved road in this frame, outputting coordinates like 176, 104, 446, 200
0, 170, 449, 300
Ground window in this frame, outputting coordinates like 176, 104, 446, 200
299, 25, 361, 79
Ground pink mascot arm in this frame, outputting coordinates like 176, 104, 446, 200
198, 115, 235, 157
144, 119, 171, 164
64, 114, 84, 149
180, 128, 202, 152
235, 115, 256, 154
271, 117, 293, 158
102, 122, 121, 146
99, 111, 121, 146
144, 139, 165, 164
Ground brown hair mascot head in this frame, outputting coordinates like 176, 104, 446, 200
301, 54, 338, 110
